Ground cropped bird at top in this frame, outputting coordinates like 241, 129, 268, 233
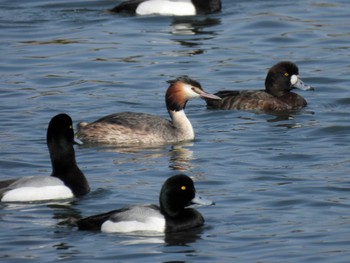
77, 174, 214, 233
76, 76, 221, 145
109, 0, 222, 16
206, 61, 313, 112
0, 114, 90, 202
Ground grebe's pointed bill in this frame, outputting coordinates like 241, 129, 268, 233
291, 75, 314, 91
192, 87, 222, 100
190, 194, 215, 206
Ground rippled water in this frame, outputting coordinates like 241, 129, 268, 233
1, 0, 350, 262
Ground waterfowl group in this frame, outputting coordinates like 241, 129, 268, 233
110, 0, 222, 16
0, 59, 312, 236
0, 113, 212, 232
0, 0, 320, 246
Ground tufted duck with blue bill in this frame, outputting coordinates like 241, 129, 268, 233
206, 61, 313, 112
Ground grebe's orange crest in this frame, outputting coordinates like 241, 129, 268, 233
166, 76, 202, 111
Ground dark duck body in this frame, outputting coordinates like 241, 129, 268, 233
206, 61, 312, 112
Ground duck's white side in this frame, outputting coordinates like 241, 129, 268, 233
136, 0, 196, 16
1, 176, 73, 202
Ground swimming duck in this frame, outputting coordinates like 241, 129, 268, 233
109, 0, 222, 16
206, 61, 312, 112
77, 76, 221, 145
0, 114, 90, 202
77, 174, 213, 233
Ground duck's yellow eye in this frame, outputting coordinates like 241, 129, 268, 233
284, 72, 289, 77
69, 125, 73, 129
181, 186, 186, 191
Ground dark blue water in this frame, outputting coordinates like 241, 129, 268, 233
1, 0, 350, 262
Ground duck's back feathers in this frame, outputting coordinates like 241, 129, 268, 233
77, 204, 164, 232
207, 90, 307, 111
0, 179, 18, 199
77, 208, 122, 231
0, 179, 17, 190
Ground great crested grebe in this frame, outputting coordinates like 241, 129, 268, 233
206, 61, 313, 112
77, 76, 221, 145
77, 174, 214, 233
109, 0, 222, 16
0, 114, 90, 202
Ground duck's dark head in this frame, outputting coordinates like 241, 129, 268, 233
47, 113, 82, 167
265, 61, 312, 97
159, 174, 214, 218
47, 113, 75, 147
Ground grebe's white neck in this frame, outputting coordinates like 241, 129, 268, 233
168, 109, 194, 141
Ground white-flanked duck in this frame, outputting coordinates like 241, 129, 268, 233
206, 61, 313, 112
0, 114, 90, 202
77, 174, 213, 233
77, 76, 221, 145
109, 0, 222, 16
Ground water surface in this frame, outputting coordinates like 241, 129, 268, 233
1, 0, 350, 262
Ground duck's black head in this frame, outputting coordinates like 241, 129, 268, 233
47, 113, 75, 147
265, 61, 300, 97
159, 174, 196, 217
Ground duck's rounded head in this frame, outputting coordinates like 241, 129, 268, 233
265, 61, 312, 97
47, 113, 75, 146
159, 174, 213, 218
166, 76, 221, 111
